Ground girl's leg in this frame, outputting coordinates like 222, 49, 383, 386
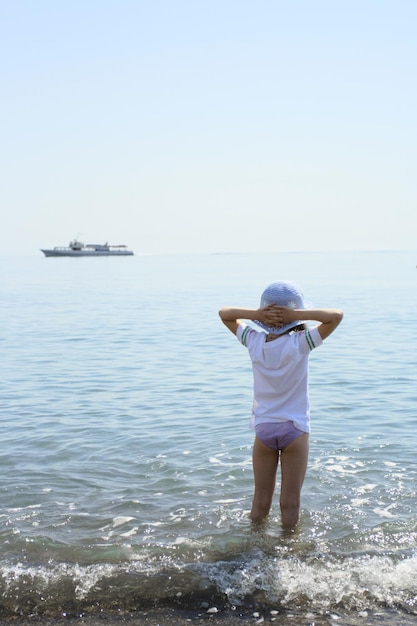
279, 433, 309, 529
250, 436, 279, 522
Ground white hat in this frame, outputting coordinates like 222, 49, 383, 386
254, 280, 305, 335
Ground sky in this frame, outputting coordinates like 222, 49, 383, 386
1, 0, 416, 256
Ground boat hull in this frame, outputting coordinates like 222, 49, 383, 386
41, 249, 134, 257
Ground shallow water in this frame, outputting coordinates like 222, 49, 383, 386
1, 250, 417, 622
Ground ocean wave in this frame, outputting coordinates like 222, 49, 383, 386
1, 550, 417, 618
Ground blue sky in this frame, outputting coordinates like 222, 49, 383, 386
1, 0, 416, 255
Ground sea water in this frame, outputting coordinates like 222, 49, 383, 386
1, 251, 417, 624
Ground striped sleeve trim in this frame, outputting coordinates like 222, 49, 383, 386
241, 326, 252, 347
305, 328, 316, 351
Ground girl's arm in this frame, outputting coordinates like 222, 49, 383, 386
218, 305, 281, 336
274, 306, 343, 340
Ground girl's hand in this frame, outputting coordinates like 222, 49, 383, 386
256, 304, 283, 326
257, 304, 296, 327
274, 305, 297, 325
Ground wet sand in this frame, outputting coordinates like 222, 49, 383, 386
2, 607, 417, 626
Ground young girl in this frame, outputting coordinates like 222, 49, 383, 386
219, 280, 343, 529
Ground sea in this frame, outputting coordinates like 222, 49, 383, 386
1, 250, 417, 625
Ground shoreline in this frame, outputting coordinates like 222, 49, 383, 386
2, 607, 417, 626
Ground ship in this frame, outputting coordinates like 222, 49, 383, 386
41, 240, 134, 257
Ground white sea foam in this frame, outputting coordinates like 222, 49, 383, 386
112, 516, 135, 528
204, 552, 417, 610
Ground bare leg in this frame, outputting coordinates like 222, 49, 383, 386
279, 433, 309, 529
250, 436, 279, 522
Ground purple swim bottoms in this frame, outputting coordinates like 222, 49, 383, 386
255, 421, 306, 451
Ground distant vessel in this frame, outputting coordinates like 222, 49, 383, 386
41, 240, 134, 257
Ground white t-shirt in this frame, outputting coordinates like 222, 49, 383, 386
236, 324, 323, 433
